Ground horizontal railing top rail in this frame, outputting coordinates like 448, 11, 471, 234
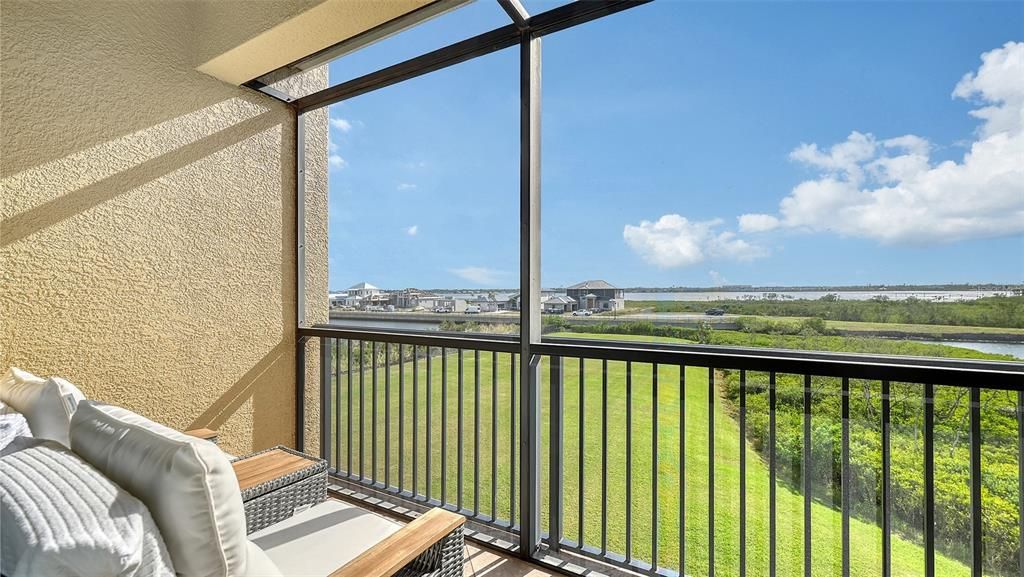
301, 325, 1024, 389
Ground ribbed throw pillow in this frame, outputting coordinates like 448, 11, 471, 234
0, 437, 175, 577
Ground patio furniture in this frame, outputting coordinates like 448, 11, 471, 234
0, 388, 466, 577
231, 445, 328, 534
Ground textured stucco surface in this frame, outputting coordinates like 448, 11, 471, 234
1, 0, 328, 456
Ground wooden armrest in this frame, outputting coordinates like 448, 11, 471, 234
183, 428, 218, 442
329, 508, 465, 577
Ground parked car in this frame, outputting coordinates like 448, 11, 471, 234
705, 307, 726, 316
465, 305, 481, 314
434, 307, 452, 313
572, 309, 592, 316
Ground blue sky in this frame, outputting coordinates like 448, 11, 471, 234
326, 1, 1023, 291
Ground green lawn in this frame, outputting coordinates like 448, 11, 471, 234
328, 334, 978, 576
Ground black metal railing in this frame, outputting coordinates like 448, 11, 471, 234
302, 325, 1024, 577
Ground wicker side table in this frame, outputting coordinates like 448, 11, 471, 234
231, 445, 327, 534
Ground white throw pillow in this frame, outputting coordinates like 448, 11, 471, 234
0, 400, 32, 452
0, 437, 175, 577
0, 367, 85, 446
70, 401, 282, 577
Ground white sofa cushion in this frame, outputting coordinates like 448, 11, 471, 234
0, 367, 85, 446
0, 437, 175, 577
249, 499, 401, 577
70, 401, 281, 577
0, 400, 32, 452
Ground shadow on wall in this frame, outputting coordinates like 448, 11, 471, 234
0, 1, 326, 455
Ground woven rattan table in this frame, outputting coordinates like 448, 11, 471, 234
231, 445, 327, 534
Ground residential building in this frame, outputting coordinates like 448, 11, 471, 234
566, 280, 625, 311
541, 294, 576, 314
347, 282, 381, 299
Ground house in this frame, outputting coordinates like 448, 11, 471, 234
541, 294, 576, 314
466, 298, 500, 313
566, 280, 624, 311
328, 292, 348, 308
347, 282, 381, 299
390, 288, 432, 309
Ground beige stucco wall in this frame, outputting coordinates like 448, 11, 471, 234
0, 1, 328, 456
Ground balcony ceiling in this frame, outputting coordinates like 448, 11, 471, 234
197, 0, 443, 86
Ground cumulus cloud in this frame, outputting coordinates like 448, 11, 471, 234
406, 225, 418, 236
708, 270, 727, 286
738, 213, 780, 233
623, 214, 767, 268
397, 183, 417, 191
330, 117, 352, 132
449, 266, 504, 285
739, 41, 1024, 245
329, 154, 346, 169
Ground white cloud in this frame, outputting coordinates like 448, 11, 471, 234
623, 214, 766, 268
738, 213, 780, 233
747, 41, 1024, 245
708, 270, 727, 286
449, 266, 504, 285
328, 139, 339, 154
329, 117, 352, 132
406, 225, 418, 236
397, 183, 417, 191
329, 154, 346, 169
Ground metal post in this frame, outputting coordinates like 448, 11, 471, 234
296, 112, 306, 328
320, 337, 331, 462
549, 356, 564, 551
296, 336, 307, 452
518, 27, 542, 559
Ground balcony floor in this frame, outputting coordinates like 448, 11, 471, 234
463, 544, 555, 577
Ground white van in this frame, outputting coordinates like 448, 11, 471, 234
465, 305, 481, 314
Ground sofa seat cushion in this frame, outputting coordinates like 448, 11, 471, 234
249, 499, 402, 577
70, 401, 280, 577
0, 401, 31, 452
0, 438, 175, 577
0, 367, 85, 446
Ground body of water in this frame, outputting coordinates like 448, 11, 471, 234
911, 340, 1024, 359
624, 290, 1009, 302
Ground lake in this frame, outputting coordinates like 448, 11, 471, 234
624, 290, 1008, 302
911, 340, 1024, 360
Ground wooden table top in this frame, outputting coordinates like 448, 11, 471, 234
232, 449, 317, 492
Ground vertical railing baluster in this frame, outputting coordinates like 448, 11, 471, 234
969, 386, 982, 577
707, 366, 713, 577
359, 341, 365, 480
803, 374, 812, 577
457, 349, 464, 512
510, 353, 517, 527
625, 360, 633, 562
579, 357, 585, 547
347, 340, 353, 477
335, 339, 342, 472
739, 369, 747, 577
769, 371, 777, 577
882, 380, 891, 577
382, 342, 385, 491
601, 358, 608, 554
399, 345, 405, 493
413, 347, 419, 497
924, 383, 934, 577
680, 364, 686, 576
653, 364, 661, 569
319, 337, 331, 463
550, 356, 564, 551
1018, 390, 1023, 577
426, 348, 432, 502
492, 351, 498, 521
372, 341, 378, 484
841, 377, 850, 577
474, 350, 481, 517
442, 347, 448, 506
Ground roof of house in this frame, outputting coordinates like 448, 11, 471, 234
542, 295, 576, 305
567, 280, 617, 290
348, 282, 379, 290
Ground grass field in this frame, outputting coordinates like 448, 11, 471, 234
328, 333, 987, 576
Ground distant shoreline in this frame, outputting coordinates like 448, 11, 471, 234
342, 283, 1024, 294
